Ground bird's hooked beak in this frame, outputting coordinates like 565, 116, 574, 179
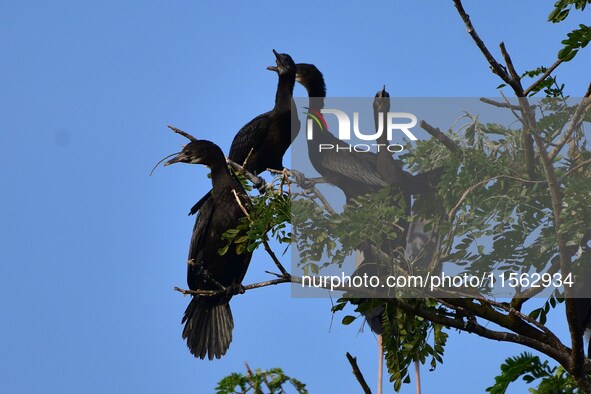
164, 152, 188, 166
272, 49, 285, 68
266, 65, 279, 72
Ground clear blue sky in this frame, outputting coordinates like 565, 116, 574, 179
2, 1, 589, 393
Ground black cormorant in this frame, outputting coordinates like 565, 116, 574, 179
188, 49, 298, 216
282, 63, 387, 202
166, 140, 252, 360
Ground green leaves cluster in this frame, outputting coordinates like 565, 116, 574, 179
486, 352, 579, 394
549, 0, 590, 23
548, 1, 591, 62
216, 366, 308, 394
381, 300, 448, 392
220, 177, 292, 256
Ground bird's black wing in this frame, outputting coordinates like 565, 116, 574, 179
228, 111, 272, 166
320, 152, 387, 187
188, 190, 212, 216
311, 130, 386, 187
187, 197, 215, 289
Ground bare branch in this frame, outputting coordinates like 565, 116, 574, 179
174, 276, 292, 296
346, 353, 372, 394
419, 120, 462, 154
452, 0, 510, 83
549, 95, 591, 160
499, 42, 522, 91
167, 125, 197, 141
262, 236, 290, 277
524, 59, 564, 96
499, 91, 524, 123
232, 189, 251, 220
560, 158, 591, 180
479, 97, 521, 110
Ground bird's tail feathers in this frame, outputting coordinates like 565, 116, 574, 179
182, 297, 234, 360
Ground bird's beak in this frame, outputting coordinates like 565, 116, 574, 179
267, 65, 279, 72
164, 153, 186, 166
272, 49, 285, 68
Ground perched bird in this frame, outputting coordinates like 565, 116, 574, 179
230, 49, 299, 172
277, 63, 387, 202
374, 86, 408, 186
288, 65, 439, 203
188, 49, 298, 216
165, 140, 252, 360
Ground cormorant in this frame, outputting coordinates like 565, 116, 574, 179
277, 63, 387, 202
188, 49, 298, 216
286, 65, 439, 203
230, 49, 298, 172
165, 140, 252, 360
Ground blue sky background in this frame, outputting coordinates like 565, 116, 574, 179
2, 1, 590, 393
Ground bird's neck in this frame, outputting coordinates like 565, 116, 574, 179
374, 110, 388, 146
209, 163, 242, 203
305, 79, 326, 110
274, 72, 296, 111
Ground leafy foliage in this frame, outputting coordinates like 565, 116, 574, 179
381, 300, 448, 392
548, 1, 591, 62
220, 174, 292, 256
216, 365, 308, 394
486, 352, 579, 394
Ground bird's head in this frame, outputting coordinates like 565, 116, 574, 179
266, 49, 296, 76
164, 140, 223, 167
268, 62, 326, 97
373, 85, 391, 114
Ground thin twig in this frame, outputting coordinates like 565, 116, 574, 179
262, 236, 290, 277
232, 189, 251, 220
167, 125, 197, 141
560, 158, 591, 180
549, 94, 591, 160
499, 90, 523, 123
479, 97, 521, 110
242, 148, 254, 169
499, 42, 522, 89
346, 353, 372, 394
448, 175, 544, 221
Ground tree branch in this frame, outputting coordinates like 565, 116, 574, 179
499, 42, 524, 93
419, 120, 462, 154
448, 175, 544, 222
524, 59, 564, 96
549, 94, 591, 160
480, 97, 521, 110
389, 297, 572, 369
262, 236, 290, 277
167, 125, 197, 141
452, 0, 513, 84
346, 352, 372, 394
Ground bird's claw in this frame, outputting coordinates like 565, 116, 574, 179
228, 283, 246, 295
